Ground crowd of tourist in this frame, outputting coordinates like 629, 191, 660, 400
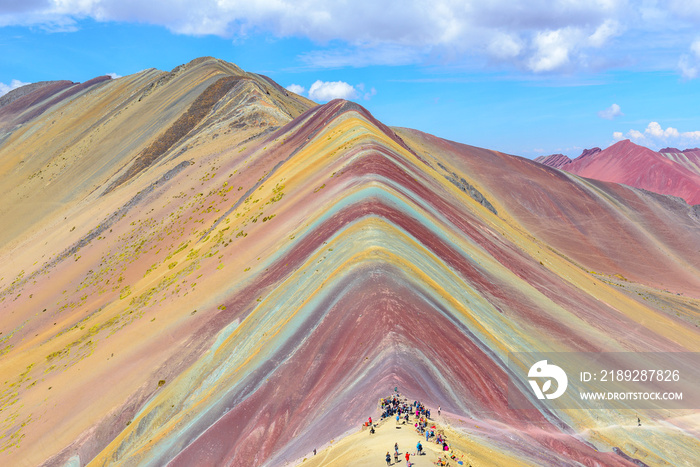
376, 391, 458, 466
310, 389, 469, 466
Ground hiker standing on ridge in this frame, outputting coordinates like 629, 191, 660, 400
386, 451, 392, 465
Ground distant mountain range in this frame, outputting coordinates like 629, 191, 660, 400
535, 140, 700, 205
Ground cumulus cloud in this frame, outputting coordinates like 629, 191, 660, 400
287, 80, 373, 102
308, 80, 358, 102
615, 122, 700, 149
0, 0, 633, 74
106, 72, 121, 79
0, 79, 31, 97
285, 84, 305, 95
528, 29, 579, 72
644, 121, 678, 138
4, 1, 699, 75
628, 129, 644, 140
598, 103, 623, 120
526, 21, 624, 72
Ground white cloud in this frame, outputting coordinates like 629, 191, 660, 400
645, 121, 673, 138
0, 79, 31, 97
615, 122, 700, 150
106, 72, 121, 79
285, 84, 305, 95
628, 129, 644, 140
4, 0, 700, 76
308, 80, 358, 102
288, 80, 374, 102
644, 123, 662, 137
528, 29, 578, 72
588, 19, 621, 47
598, 103, 623, 120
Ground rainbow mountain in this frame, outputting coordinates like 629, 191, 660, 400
0, 57, 698, 466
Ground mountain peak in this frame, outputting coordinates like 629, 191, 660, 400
535, 147, 601, 169
535, 137, 700, 204
574, 147, 601, 161
608, 138, 641, 150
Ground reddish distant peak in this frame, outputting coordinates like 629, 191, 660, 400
596, 139, 665, 161
604, 139, 658, 155
573, 147, 601, 162
606, 138, 638, 150
535, 148, 602, 170
602, 138, 664, 161
534, 153, 571, 169
562, 137, 700, 204
566, 138, 665, 176
659, 147, 700, 154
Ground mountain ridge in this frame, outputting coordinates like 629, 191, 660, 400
536, 139, 700, 204
0, 58, 698, 467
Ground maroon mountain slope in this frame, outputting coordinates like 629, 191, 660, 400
539, 140, 700, 205
533, 153, 571, 168
536, 148, 602, 170
658, 147, 700, 177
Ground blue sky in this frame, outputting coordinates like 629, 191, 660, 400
2, 1, 700, 158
